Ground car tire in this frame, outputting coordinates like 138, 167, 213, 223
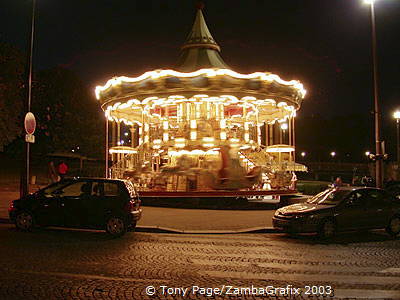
317, 218, 336, 239
15, 211, 34, 231
105, 216, 127, 238
386, 215, 400, 237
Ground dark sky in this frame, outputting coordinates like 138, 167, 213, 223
1, 0, 400, 161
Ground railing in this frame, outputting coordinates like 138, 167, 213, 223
109, 146, 143, 179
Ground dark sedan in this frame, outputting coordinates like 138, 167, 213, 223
273, 187, 400, 239
9, 177, 142, 237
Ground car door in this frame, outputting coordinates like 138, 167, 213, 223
363, 189, 393, 229
102, 181, 124, 219
85, 181, 106, 227
58, 181, 91, 227
35, 193, 64, 226
335, 190, 371, 230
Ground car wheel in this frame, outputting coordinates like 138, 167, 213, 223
318, 219, 336, 239
105, 216, 127, 237
15, 211, 34, 231
386, 216, 400, 237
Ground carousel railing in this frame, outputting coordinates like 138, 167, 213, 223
109, 144, 155, 179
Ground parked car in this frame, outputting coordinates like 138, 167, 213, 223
9, 177, 142, 237
273, 187, 400, 239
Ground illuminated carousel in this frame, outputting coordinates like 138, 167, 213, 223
95, 6, 307, 195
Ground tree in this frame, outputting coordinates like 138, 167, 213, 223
32, 67, 104, 158
0, 42, 25, 151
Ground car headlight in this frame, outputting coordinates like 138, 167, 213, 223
294, 214, 316, 220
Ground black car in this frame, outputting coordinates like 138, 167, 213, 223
9, 177, 142, 237
273, 187, 400, 239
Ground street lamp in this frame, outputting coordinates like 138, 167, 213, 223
21, 0, 37, 198
393, 110, 400, 165
364, 0, 383, 188
301, 151, 306, 158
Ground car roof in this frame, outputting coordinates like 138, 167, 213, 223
334, 186, 384, 192
64, 177, 128, 183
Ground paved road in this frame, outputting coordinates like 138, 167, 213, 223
0, 224, 399, 299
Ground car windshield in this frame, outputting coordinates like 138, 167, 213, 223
306, 189, 350, 205
41, 181, 70, 196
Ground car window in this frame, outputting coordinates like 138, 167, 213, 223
42, 181, 70, 196
92, 182, 104, 196
104, 182, 119, 196
366, 189, 389, 206
60, 182, 89, 197
347, 190, 366, 206
307, 189, 350, 205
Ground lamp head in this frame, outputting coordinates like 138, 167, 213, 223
393, 111, 400, 120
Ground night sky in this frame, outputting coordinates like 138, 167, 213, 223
1, 0, 400, 162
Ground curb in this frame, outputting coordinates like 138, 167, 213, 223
0, 218, 278, 234
135, 225, 278, 234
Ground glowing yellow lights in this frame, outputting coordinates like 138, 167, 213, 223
175, 138, 186, 142
109, 147, 137, 154
220, 132, 227, 140
95, 68, 306, 100
280, 123, 288, 130
163, 133, 169, 142
168, 149, 219, 156
153, 139, 162, 144
190, 120, 197, 129
363, 0, 376, 4
394, 111, 400, 120
266, 145, 295, 153
203, 143, 215, 148
203, 137, 214, 142
163, 121, 169, 130
190, 131, 197, 140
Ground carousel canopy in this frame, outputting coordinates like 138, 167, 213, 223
95, 6, 306, 125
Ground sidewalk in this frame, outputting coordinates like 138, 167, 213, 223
0, 189, 278, 233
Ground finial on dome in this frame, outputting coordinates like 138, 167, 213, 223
196, 1, 205, 10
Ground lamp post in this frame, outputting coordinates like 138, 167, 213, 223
21, 0, 36, 198
364, 0, 383, 188
394, 111, 400, 166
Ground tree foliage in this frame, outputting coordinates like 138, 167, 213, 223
32, 67, 104, 158
0, 42, 25, 151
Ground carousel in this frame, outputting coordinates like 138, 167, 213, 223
95, 6, 307, 195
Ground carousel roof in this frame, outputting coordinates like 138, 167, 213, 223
95, 5, 306, 118
176, 7, 229, 72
